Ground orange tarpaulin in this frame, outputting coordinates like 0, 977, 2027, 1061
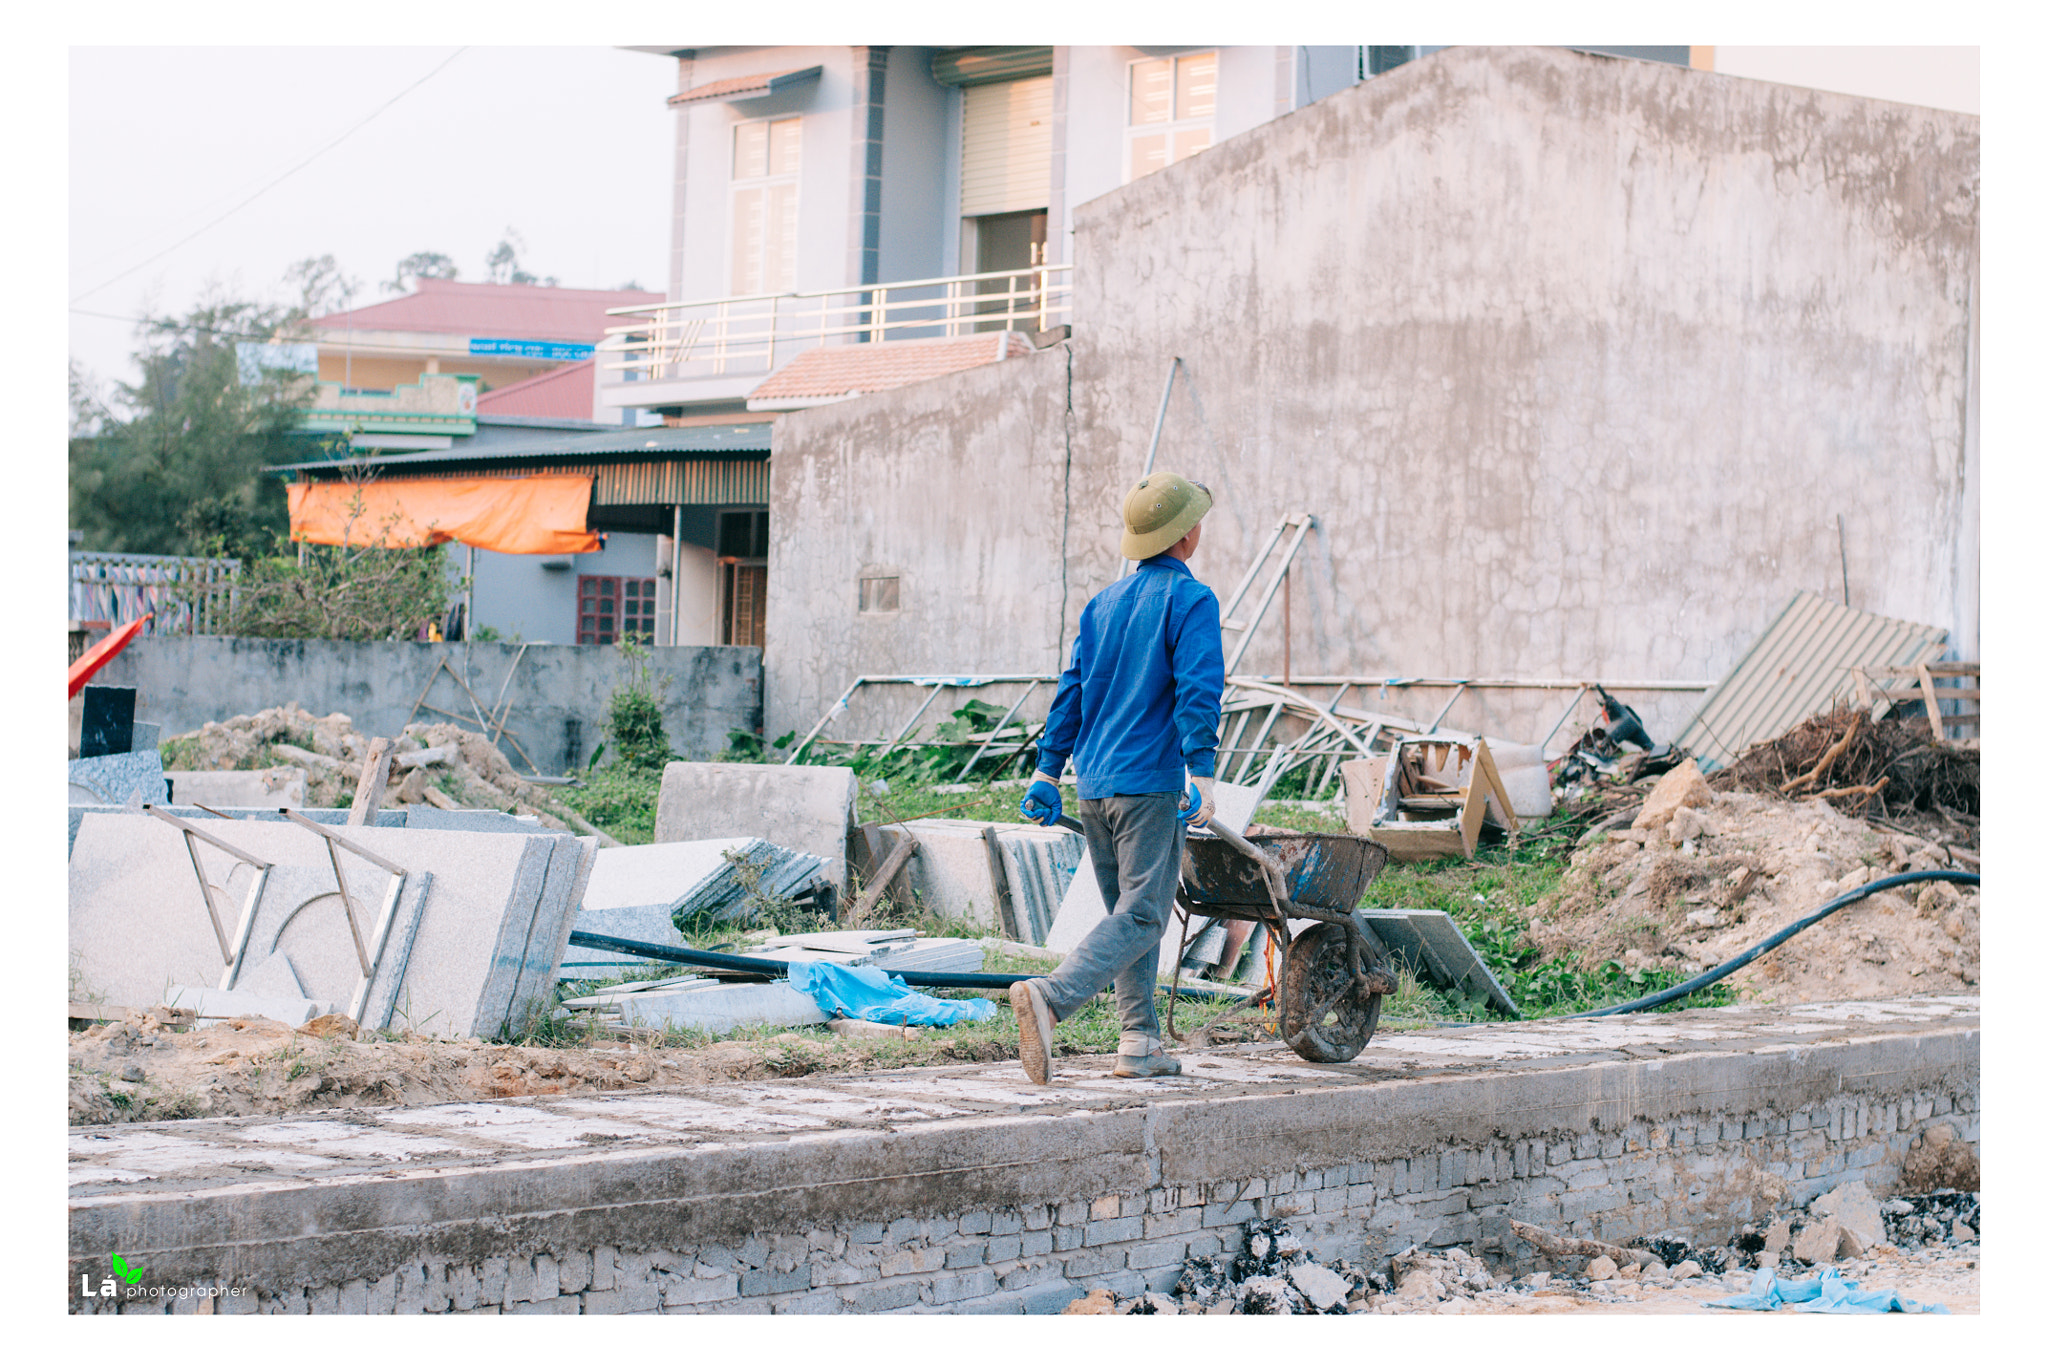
286, 474, 601, 555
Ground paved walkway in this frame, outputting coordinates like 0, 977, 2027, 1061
70, 996, 1977, 1202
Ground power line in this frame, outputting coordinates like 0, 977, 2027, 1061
67, 306, 510, 358
70, 47, 471, 306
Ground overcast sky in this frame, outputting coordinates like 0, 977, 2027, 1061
69, 45, 678, 399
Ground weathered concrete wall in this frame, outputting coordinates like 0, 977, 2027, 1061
1071, 45, 1979, 739
767, 46, 1978, 747
765, 344, 1073, 740
97, 637, 762, 773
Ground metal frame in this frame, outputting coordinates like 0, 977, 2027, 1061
279, 810, 413, 1025
783, 674, 1058, 766
148, 805, 272, 990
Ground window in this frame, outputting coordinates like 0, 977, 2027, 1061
858, 576, 900, 613
1126, 51, 1217, 182
730, 117, 802, 294
577, 575, 656, 646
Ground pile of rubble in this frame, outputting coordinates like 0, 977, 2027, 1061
167, 702, 575, 827
1530, 758, 1979, 1004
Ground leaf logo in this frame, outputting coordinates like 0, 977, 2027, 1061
110, 1253, 143, 1285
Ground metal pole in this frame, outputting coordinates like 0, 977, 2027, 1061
1225, 517, 1314, 673
465, 544, 475, 643
1120, 358, 1185, 580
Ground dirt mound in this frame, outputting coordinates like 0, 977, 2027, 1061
164, 702, 573, 827
1530, 786, 1978, 1004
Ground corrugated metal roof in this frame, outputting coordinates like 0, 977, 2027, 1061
1675, 590, 1949, 771
269, 421, 773, 473
931, 47, 1055, 87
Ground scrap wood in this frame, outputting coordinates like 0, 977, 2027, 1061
851, 836, 919, 923
347, 737, 395, 826
1509, 1219, 1657, 1269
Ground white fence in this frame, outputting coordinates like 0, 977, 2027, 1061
599, 265, 1073, 385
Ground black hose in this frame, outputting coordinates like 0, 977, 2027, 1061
1566, 868, 1980, 1018
564, 930, 1250, 1002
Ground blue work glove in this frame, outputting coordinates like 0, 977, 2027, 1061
1021, 778, 1063, 826
1177, 776, 1217, 827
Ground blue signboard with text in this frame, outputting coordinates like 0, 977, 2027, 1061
468, 337, 596, 362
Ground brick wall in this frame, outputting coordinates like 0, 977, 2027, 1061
93, 1088, 1977, 1315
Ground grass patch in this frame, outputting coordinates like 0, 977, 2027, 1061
1360, 821, 1734, 1018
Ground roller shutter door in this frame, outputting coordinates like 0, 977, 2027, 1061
960, 76, 1053, 218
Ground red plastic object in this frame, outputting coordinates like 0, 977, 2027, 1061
68, 614, 150, 699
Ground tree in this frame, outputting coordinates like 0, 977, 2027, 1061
385, 250, 460, 295
284, 254, 361, 319
484, 228, 556, 287
203, 482, 456, 641
69, 290, 314, 557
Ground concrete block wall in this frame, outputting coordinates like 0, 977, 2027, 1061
96, 636, 763, 773
90, 1087, 1977, 1315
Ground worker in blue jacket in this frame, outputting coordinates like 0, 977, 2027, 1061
1011, 472, 1226, 1083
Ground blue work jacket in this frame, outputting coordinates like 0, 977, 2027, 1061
1035, 554, 1226, 799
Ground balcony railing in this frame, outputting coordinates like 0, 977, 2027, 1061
70, 552, 240, 637
599, 264, 1073, 386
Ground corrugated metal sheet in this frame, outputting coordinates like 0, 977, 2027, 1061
1675, 590, 1948, 771
294, 460, 768, 507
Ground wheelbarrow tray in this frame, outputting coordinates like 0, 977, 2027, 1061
1179, 830, 1389, 918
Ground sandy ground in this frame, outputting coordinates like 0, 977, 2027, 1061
1533, 790, 1979, 1004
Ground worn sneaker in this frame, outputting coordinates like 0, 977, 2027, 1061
1112, 1050, 1183, 1078
1010, 979, 1056, 1084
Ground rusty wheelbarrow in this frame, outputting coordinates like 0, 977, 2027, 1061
1168, 823, 1396, 1062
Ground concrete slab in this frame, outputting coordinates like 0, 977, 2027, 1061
612, 981, 832, 1034
884, 820, 1083, 943
399, 807, 550, 833
559, 840, 752, 976
1357, 909, 1520, 1017
165, 767, 307, 809
67, 750, 168, 806
655, 762, 857, 892
1044, 780, 1261, 954
69, 814, 569, 1038
165, 988, 336, 1028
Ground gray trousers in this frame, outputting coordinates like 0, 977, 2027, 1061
1036, 792, 1185, 1039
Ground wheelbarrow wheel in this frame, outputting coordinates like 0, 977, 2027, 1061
1278, 922, 1383, 1063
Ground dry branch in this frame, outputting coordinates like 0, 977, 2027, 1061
1509, 1220, 1657, 1269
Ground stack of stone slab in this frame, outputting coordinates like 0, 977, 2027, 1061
863, 820, 1084, 945
68, 811, 595, 1039
558, 839, 756, 980
654, 762, 857, 895
66, 750, 168, 807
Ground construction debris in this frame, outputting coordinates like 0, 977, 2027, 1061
165, 702, 582, 830
1712, 706, 1979, 817
1340, 736, 1517, 862
654, 762, 857, 897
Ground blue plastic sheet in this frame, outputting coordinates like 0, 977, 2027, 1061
786, 959, 997, 1028
1703, 1266, 1949, 1314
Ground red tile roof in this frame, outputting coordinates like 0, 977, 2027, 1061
310, 278, 663, 342
475, 360, 595, 421
748, 331, 1037, 408
668, 66, 822, 107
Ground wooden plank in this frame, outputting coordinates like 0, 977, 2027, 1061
1917, 663, 1946, 745
982, 826, 1021, 941
851, 836, 918, 923
347, 738, 395, 826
